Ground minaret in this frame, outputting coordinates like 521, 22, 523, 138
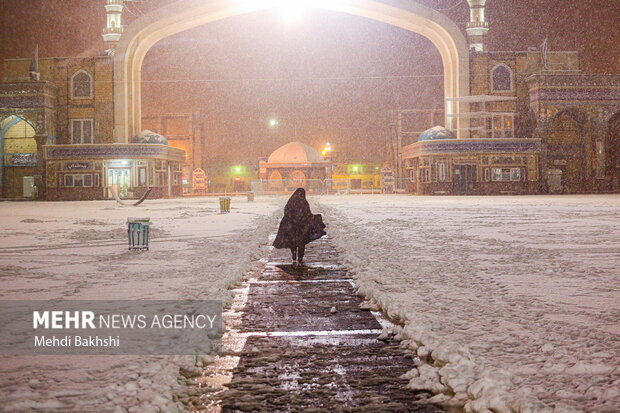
102, 0, 125, 51
466, 0, 489, 52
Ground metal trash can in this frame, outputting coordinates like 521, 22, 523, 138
247, 191, 254, 202
219, 197, 231, 213
127, 217, 150, 250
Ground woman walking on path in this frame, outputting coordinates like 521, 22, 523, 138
273, 188, 326, 264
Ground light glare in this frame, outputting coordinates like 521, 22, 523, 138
277, 1, 304, 23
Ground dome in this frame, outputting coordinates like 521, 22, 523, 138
418, 126, 455, 142
267, 141, 324, 164
131, 130, 168, 145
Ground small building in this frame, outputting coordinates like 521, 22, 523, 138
402, 126, 541, 195
331, 163, 382, 192
44, 131, 185, 201
0, 56, 187, 200
259, 141, 331, 193
204, 164, 255, 193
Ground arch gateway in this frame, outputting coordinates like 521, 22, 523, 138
1, 0, 619, 199
112, 0, 471, 141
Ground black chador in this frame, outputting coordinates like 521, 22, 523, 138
273, 188, 326, 263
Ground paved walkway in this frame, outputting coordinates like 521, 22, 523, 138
190, 237, 443, 412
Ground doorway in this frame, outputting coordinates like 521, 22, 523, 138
107, 168, 131, 198
454, 164, 476, 194
233, 178, 245, 193
22, 176, 35, 198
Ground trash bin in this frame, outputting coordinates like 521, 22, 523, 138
127, 217, 150, 250
247, 191, 254, 202
219, 197, 231, 213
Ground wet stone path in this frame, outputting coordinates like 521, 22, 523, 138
193, 237, 443, 412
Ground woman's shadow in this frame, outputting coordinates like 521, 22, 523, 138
274, 263, 338, 281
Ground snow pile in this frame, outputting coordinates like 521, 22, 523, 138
317, 195, 620, 413
0, 196, 282, 412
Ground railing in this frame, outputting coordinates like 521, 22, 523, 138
249, 179, 412, 195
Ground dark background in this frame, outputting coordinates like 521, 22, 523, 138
1, 0, 619, 164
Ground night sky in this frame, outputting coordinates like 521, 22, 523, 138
1, 0, 619, 165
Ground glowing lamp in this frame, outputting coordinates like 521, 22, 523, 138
277, 0, 305, 23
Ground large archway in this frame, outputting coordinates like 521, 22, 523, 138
113, 0, 470, 142
0, 115, 38, 198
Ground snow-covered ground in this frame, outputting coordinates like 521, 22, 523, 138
316, 194, 620, 413
1, 194, 618, 412
0, 196, 282, 412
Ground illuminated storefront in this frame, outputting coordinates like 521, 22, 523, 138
44, 144, 185, 201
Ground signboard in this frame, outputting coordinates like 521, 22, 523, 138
4, 153, 37, 167
403, 139, 541, 158
380, 166, 395, 193
107, 160, 133, 168
64, 162, 92, 171
45, 144, 186, 162
192, 168, 207, 193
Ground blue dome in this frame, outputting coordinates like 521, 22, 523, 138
131, 130, 168, 145
418, 126, 455, 142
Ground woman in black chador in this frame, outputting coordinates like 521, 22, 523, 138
273, 188, 326, 264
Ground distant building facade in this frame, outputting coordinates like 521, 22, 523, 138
141, 112, 204, 193
0, 56, 185, 200
1, 0, 619, 199
400, 0, 620, 195
259, 142, 331, 193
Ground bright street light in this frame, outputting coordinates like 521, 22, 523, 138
268, 116, 300, 138
321, 143, 333, 157
277, 0, 305, 23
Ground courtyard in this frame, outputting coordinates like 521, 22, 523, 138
0, 194, 618, 412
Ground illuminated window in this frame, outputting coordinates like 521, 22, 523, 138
71, 70, 93, 99
491, 114, 515, 138
491, 168, 521, 181
491, 64, 513, 92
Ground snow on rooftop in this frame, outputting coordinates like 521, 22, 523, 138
267, 141, 325, 164
446, 95, 517, 102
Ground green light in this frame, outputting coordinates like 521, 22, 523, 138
269, 119, 279, 127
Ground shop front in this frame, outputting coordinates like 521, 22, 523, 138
44, 144, 185, 201
402, 139, 543, 195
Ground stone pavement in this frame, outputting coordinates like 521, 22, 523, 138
188, 237, 443, 412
